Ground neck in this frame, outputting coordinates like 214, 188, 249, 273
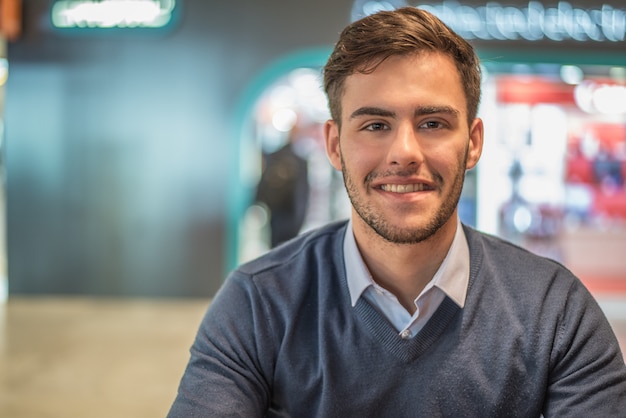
352, 214, 458, 314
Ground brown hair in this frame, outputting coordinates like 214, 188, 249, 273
323, 7, 481, 126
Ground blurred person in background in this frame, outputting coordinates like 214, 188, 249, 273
169, 7, 626, 416
254, 121, 311, 247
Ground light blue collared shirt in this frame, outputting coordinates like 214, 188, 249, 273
344, 218, 470, 339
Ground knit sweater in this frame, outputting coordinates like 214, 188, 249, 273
169, 222, 626, 417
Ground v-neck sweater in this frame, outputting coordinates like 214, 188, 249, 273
169, 221, 626, 418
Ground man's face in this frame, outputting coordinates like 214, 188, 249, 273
325, 52, 483, 244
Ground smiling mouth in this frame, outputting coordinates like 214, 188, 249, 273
380, 183, 432, 193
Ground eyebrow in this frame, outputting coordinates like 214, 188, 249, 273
414, 105, 460, 118
349, 106, 395, 120
349, 105, 460, 120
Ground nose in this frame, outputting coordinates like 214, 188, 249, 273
387, 123, 424, 167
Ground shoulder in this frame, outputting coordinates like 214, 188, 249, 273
210, 221, 350, 335
226, 221, 349, 299
238, 221, 347, 275
461, 225, 608, 342
461, 227, 626, 412
462, 225, 586, 309
463, 225, 576, 280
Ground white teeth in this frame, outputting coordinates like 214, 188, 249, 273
381, 184, 426, 193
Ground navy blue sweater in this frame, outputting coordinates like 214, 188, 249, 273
169, 222, 626, 417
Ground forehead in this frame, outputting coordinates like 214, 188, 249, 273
341, 52, 467, 119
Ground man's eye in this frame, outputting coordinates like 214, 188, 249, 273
419, 121, 444, 129
365, 123, 387, 131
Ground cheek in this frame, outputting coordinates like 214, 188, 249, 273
424, 147, 451, 168
346, 154, 379, 180
435, 140, 469, 164
340, 143, 368, 168
424, 148, 467, 181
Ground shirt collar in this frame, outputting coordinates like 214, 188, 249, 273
343, 217, 470, 308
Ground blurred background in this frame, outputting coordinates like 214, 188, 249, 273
1, 0, 625, 300
0, 0, 625, 416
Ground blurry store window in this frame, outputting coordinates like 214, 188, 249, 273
478, 63, 626, 292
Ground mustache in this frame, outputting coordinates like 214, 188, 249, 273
364, 168, 443, 186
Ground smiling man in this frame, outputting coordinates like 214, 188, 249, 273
324, 51, 483, 314
169, 8, 626, 417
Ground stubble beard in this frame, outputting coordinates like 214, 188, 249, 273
340, 149, 468, 245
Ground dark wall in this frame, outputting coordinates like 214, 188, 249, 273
5, 0, 352, 297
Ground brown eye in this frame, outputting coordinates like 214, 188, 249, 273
419, 121, 443, 129
365, 122, 388, 131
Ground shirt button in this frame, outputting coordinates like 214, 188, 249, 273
400, 329, 412, 339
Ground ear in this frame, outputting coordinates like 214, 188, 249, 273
466, 118, 484, 170
324, 120, 343, 171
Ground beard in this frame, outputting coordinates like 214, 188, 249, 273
340, 147, 468, 245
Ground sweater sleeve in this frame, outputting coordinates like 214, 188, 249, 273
167, 272, 276, 417
543, 277, 626, 416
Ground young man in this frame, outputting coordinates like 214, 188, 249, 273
169, 8, 626, 417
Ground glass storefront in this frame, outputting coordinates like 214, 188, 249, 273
479, 63, 626, 293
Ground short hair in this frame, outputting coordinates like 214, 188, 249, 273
323, 7, 482, 126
